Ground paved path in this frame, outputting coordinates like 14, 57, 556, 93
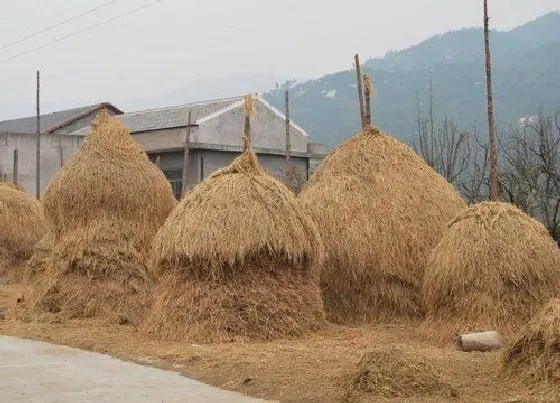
0, 336, 266, 403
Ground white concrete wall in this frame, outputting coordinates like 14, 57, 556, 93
196, 100, 307, 153
0, 133, 84, 196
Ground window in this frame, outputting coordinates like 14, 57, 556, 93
163, 169, 183, 200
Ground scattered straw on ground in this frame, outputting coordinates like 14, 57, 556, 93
340, 345, 458, 401
0, 182, 45, 280
22, 111, 176, 324
3, 276, 550, 403
143, 148, 325, 342
421, 202, 560, 345
298, 126, 465, 324
502, 298, 560, 386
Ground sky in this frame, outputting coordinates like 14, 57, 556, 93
0, 0, 558, 117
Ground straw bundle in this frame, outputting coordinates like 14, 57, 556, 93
142, 149, 325, 342
341, 346, 458, 401
22, 230, 54, 284
26, 111, 176, 323
0, 182, 45, 278
502, 298, 560, 385
421, 202, 560, 344
298, 127, 465, 324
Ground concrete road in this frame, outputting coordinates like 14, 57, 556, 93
0, 336, 266, 403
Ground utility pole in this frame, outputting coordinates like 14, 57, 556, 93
181, 110, 192, 198
35, 70, 41, 199
484, 0, 499, 201
285, 90, 291, 162
13, 149, 18, 185
354, 54, 366, 130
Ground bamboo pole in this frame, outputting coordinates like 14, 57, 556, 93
354, 54, 366, 130
484, 0, 499, 201
35, 70, 41, 199
285, 90, 291, 162
181, 110, 192, 198
13, 149, 18, 185
363, 73, 373, 126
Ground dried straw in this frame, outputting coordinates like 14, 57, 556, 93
340, 346, 458, 401
22, 230, 54, 284
143, 148, 326, 342
502, 298, 560, 385
24, 111, 176, 324
298, 127, 465, 324
421, 202, 560, 344
0, 182, 45, 279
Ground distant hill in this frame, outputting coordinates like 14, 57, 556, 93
264, 12, 560, 148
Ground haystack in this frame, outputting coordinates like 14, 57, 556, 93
341, 346, 458, 401
298, 126, 465, 324
0, 182, 45, 279
26, 111, 176, 324
421, 202, 560, 344
142, 147, 326, 343
23, 230, 54, 284
502, 298, 560, 384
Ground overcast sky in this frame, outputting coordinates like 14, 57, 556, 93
0, 0, 558, 116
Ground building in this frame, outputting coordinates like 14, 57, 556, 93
1, 97, 326, 198
0, 103, 123, 194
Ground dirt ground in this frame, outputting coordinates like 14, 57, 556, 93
0, 283, 556, 402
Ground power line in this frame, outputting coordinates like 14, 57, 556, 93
0, 0, 163, 66
0, 1, 119, 52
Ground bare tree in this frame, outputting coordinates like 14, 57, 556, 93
415, 86, 471, 185
502, 110, 560, 242
460, 124, 491, 204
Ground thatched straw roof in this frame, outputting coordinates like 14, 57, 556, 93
502, 298, 560, 386
25, 111, 176, 324
340, 346, 458, 401
298, 127, 465, 324
0, 182, 45, 277
143, 149, 325, 342
421, 202, 560, 344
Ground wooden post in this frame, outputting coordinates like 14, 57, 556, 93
13, 149, 18, 185
363, 73, 371, 126
181, 110, 192, 198
243, 115, 251, 151
285, 90, 291, 162
484, 0, 499, 201
35, 70, 41, 199
354, 54, 366, 130
243, 94, 253, 151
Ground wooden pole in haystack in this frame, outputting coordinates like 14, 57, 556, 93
243, 94, 255, 151
13, 149, 18, 185
363, 73, 374, 126
484, 0, 499, 201
285, 90, 291, 162
354, 54, 366, 130
181, 110, 192, 198
35, 70, 41, 199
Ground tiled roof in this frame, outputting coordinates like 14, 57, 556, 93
0, 102, 122, 134
71, 97, 244, 136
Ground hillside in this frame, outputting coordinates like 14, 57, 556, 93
264, 12, 560, 148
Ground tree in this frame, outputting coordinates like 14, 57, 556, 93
502, 110, 560, 243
